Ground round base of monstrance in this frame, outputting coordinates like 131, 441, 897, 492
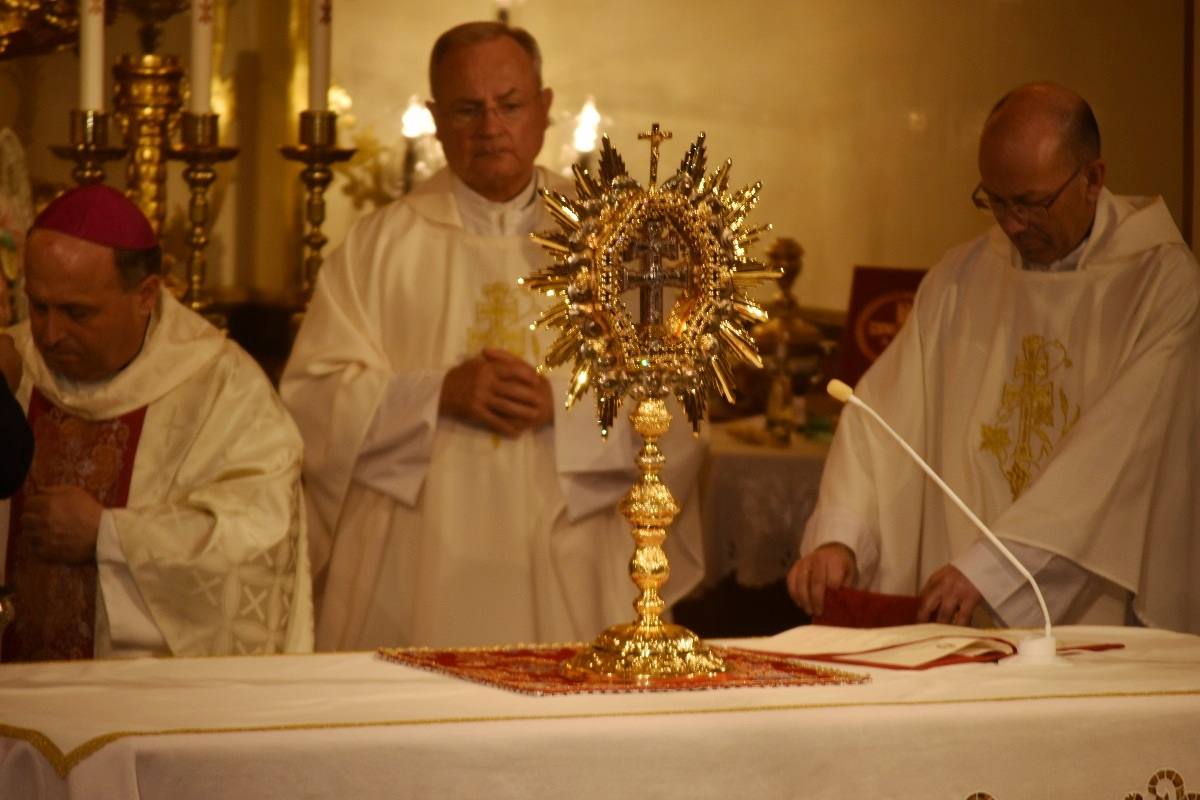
564, 620, 725, 683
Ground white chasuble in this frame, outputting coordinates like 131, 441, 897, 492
0, 289, 313, 657
281, 168, 704, 649
803, 189, 1200, 632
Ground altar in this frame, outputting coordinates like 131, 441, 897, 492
2, 624, 1198, 799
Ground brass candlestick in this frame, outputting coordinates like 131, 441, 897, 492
526, 127, 778, 683
49, 110, 128, 186
167, 112, 237, 313
280, 110, 355, 302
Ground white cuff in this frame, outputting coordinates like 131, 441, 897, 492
799, 505, 878, 585
953, 538, 1073, 628
96, 510, 166, 654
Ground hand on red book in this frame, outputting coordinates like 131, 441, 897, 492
812, 586, 920, 628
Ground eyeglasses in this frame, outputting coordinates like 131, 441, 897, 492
971, 165, 1084, 224
439, 97, 535, 131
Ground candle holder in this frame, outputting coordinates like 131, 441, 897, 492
167, 112, 237, 316
401, 136, 419, 196
49, 110, 128, 186
280, 110, 355, 303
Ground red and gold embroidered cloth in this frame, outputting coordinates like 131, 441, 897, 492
2, 388, 146, 661
377, 643, 867, 695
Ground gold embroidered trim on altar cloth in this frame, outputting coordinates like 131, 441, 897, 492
979, 335, 1080, 499
8, 689, 1199, 779
1125, 769, 1199, 800
964, 767, 1196, 799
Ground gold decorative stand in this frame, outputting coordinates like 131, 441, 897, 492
562, 398, 725, 681
167, 112, 237, 314
112, 52, 184, 236
526, 126, 779, 683
49, 110, 128, 186
280, 111, 355, 303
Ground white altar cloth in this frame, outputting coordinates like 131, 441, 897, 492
2, 625, 1198, 799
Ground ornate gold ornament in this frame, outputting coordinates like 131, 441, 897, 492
0, 0, 114, 61
525, 125, 778, 682
965, 767, 1197, 800
1125, 768, 1198, 800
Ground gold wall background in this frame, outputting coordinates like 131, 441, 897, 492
0, 0, 1191, 312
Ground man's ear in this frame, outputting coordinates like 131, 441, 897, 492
540, 87, 554, 129
1084, 159, 1107, 201
136, 275, 161, 317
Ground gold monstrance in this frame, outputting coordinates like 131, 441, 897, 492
523, 125, 779, 682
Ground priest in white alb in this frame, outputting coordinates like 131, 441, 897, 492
281, 22, 703, 650
1, 185, 312, 660
788, 83, 1200, 633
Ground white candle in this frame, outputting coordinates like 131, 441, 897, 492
190, 0, 214, 113
79, 0, 105, 111
308, 0, 331, 111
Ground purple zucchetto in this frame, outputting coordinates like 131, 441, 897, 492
32, 184, 157, 251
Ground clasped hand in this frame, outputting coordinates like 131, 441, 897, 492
439, 348, 553, 437
21, 485, 103, 564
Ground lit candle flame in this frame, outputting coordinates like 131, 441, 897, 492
573, 97, 602, 153
402, 95, 436, 138
328, 84, 353, 116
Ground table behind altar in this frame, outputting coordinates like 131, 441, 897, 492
2, 625, 1198, 799
700, 418, 831, 588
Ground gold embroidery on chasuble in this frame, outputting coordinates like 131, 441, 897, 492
467, 281, 544, 362
979, 335, 1080, 499
2, 389, 147, 661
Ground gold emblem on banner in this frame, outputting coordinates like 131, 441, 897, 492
980, 335, 1080, 499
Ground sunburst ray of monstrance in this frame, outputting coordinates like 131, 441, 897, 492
522, 124, 780, 682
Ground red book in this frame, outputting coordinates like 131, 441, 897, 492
813, 586, 920, 628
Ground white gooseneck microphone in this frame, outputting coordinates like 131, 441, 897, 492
826, 379, 1063, 665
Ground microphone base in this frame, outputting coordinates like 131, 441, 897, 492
1000, 634, 1071, 667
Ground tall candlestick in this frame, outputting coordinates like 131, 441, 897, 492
308, 0, 331, 111
190, 0, 214, 113
79, 0, 105, 111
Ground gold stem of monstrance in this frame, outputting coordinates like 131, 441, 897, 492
526, 125, 779, 683
562, 396, 725, 681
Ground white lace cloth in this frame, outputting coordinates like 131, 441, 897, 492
701, 418, 829, 587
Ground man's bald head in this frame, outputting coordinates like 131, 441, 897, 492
984, 82, 1100, 167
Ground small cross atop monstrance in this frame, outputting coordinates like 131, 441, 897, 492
522, 125, 779, 683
